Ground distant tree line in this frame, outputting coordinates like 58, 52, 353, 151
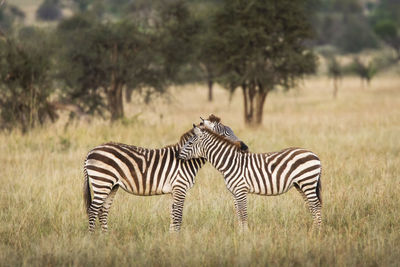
327, 56, 377, 98
0, 0, 399, 132
311, 0, 400, 55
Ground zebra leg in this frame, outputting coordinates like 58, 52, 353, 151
233, 191, 249, 232
87, 185, 115, 233
169, 187, 187, 233
98, 185, 119, 232
88, 203, 101, 233
294, 183, 308, 203
295, 181, 322, 229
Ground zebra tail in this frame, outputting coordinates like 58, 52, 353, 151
316, 175, 322, 206
83, 165, 92, 216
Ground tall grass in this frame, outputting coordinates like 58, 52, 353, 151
0, 76, 399, 266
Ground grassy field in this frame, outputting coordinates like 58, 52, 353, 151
0, 75, 399, 266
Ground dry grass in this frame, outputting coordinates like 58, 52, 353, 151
0, 75, 399, 266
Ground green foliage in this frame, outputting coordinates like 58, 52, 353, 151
369, 0, 400, 26
55, 2, 202, 121
351, 58, 377, 86
155, 0, 201, 82
369, 0, 400, 60
373, 20, 400, 59
327, 56, 342, 98
375, 20, 397, 38
0, 27, 57, 133
0, 3, 25, 34
57, 14, 166, 120
36, 0, 63, 21
328, 57, 342, 78
210, 0, 316, 124
71, 0, 94, 12
336, 14, 379, 53
330, 0, 363, 13
312, 0, 379, 53
214, 0, 316, 88
193, 6, 221, 100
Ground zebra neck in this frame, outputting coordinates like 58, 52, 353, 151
205, 138, 242, 176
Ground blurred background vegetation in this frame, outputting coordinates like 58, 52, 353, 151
1, 2, 399, 265
0, 0, 399, 132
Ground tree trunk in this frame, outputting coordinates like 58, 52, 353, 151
242, 83, 253, 125
204, 65, 214, 102
333, 77, 338, 98
125, 87, 133, 103
395, 45, 400, 62
208, 79, 213, 102
255, 88, 268, 125
108, 43, 124, 121
242, 82, 269, 126
108, 82, 124, 121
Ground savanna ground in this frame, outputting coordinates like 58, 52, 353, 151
0, 75, 399, 266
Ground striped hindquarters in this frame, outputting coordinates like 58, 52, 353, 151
266, 148, 321, 195
243, 148, 321, 196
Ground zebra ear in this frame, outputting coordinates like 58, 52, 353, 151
199, 117, 204, 126
193, 125, 202, 135
239, 141, 249, 152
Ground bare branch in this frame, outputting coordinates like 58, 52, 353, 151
0, 0, 5, 8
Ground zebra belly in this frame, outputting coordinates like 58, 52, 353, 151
251, 184, 294, 196
118, 185, 172, 196
245, 167, 294, 196
116, 176, 173, 195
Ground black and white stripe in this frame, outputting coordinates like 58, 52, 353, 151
178, 125, 322, 231
201, 114, 249, 151
84, 126, 247, 233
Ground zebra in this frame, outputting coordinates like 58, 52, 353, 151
200, 114, 248, 152
83, 118, 247, 233
178, 124, 322, 231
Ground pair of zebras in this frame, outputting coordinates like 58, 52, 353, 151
84, 115, 322, 233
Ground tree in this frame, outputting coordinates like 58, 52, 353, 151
351, 57, 377, 87
0, 2, 25, 35
311, 0, 379, 53
155, 0, 200, 82
195, 8, 221, 102
374, 20, 400, 60
36, 0, 63, 21
70, 0, 93, 12
0, 27, 57, 132
211, 0, 316, 126
327, 56, 342, 98
370, 0, 400, 60
336, 13, 379, 53
57, 15, 166, 121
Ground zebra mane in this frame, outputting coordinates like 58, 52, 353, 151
178, 128, 196, 146
202, 127, 242, 151
207, 114, 221, 123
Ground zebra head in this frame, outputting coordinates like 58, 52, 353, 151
200, 114, 248, 152
178, 124, 207, 160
